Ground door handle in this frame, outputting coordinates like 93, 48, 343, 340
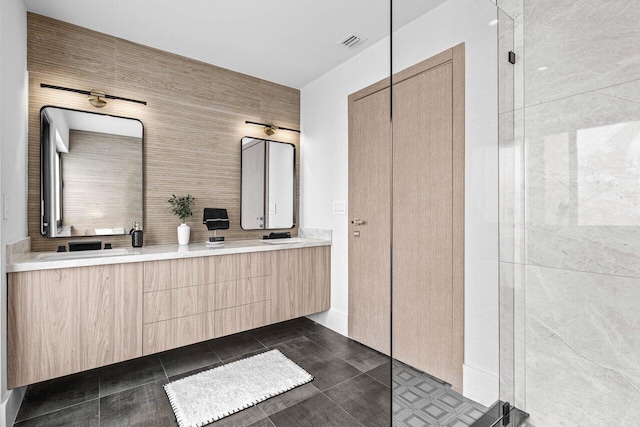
351, 219, 366, 226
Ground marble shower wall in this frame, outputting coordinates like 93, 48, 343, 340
525, 266, 640, 425
500, 0, 640, 424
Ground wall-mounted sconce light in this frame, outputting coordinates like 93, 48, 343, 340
245, 120, 300, 135
88, 90, 108, 108
40, 83, 147, 108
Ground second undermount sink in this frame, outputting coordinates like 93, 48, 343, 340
262, 238, 306, 245
35, 248, 131, 261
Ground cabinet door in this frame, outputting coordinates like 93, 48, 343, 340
8, 263, 143, 388
271, 247, 331, 323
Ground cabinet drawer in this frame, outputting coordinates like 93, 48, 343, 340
143, 285, 208, 324
239, 300, 271, 331
208, 252, 272, 284
214, 301, 271, 338
238, 276, 271, 306
213, 306, 242, 337
239, 252, 271, 279
212, 276, 271, 310
143, 258, 208, 292
211, 280, 236, 310
143, 313, 211, 355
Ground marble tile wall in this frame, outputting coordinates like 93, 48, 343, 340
499, 0, 640, 424
525, 266, 640, 425
523, 1, 640, 108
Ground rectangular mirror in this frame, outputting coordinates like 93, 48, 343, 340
241, 137, 295, 230
40, 106, 143, 238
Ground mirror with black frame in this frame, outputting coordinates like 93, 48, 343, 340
40, 106, 144, 238
240, 137, 295, 230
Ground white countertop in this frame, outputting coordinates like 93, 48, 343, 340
8, 238, 331, 273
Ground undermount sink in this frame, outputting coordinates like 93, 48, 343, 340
35, 248, 131, 261
262, 238, 306, 245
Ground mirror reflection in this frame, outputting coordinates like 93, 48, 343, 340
40, 107, 143, 238
241, 137, 295, 230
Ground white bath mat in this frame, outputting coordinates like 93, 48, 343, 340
164, 349, 313, 427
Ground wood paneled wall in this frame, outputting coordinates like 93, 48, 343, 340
27, 13, 300, 251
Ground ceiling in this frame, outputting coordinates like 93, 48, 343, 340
24, 0, 446, 88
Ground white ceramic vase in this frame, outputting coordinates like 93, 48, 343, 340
177, 223, 190, 245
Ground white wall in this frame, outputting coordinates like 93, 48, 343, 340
0, 0, 28, 425
300, 35, 390, 336
300, 0, 499, 404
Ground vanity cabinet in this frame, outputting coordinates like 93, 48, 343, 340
8, 263, 143, 388
142, 252, 273, 355
141, 247, 330, 355
7, 245, 330, 388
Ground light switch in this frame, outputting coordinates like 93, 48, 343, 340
333, 201, 346, 215
269, 203, 277, 214
3, 193, 9, 220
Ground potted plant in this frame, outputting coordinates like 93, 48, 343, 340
168, 194, 195, 245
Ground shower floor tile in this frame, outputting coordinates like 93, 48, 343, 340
392, 361, 488, 426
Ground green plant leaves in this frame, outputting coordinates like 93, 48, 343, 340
168, 194, 195, 223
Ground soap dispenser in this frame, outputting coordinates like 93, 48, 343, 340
130, 221, 143, 247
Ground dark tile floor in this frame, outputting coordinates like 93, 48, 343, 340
14, 317, 487, 426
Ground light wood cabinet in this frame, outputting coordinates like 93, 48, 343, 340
271, 246, 331, 323
8, 263, 143, 389
141, 252, 275, 356
8, 246, 329, 387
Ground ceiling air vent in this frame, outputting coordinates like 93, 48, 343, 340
337, 33, 367, 49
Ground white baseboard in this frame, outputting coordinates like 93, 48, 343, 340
463, 364, 499, 407
0, 387, 26, 427
306, 308, 348, 336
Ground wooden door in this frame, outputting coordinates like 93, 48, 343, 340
348, 85, 391, 355
348, 45, 464, 390
392, 45, 464, 391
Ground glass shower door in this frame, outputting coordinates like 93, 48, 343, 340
389, 0, 519, 425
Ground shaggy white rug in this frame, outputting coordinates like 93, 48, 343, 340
164, 349, 313, 427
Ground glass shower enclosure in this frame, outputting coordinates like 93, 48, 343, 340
388, 0, 521, 425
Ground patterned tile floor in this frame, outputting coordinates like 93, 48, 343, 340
392, 361, 488, 426
13, 317, 489, 426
